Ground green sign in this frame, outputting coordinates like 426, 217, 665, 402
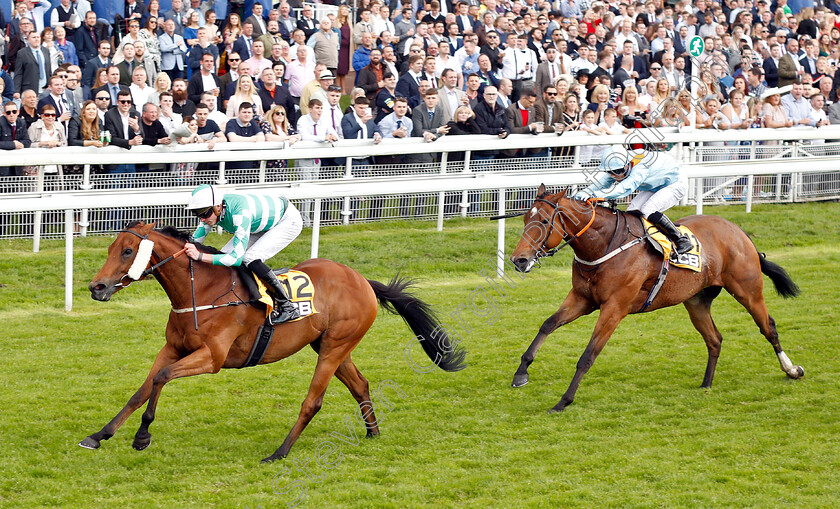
688, 36, 705, 58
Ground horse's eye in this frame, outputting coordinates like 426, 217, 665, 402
541, 219, 549, 225
122, 248, 134, 257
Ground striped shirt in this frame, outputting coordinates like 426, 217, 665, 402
193, 193, 288, 267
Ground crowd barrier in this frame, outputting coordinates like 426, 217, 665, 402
2, 126, 838, 311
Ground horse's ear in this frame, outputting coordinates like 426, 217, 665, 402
557, 188, 567, 199
139, 222, 156, 235
538, 183, 546, 195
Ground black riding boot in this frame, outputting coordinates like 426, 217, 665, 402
247, 260, 300, 323
648, 211, 693, 255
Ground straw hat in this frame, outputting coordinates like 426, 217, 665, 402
760, 84, 793, 100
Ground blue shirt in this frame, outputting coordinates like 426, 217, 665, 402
577, 151, 682, 200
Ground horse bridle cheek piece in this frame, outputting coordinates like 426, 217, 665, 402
532, 197, 599, 264
115, 229, 186, 289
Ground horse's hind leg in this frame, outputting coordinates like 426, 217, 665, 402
334, 357, 380, 438
263, 353, 346, 462
512, 289, 594, 388
684, 287, 724, 388
79, 344, 180, 450
726, 278, 804, 379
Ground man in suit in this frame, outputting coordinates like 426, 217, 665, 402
258, 21, 285, 58
395, 54, 425, 101
232, 22, 256, 61
160, 19, 188, 81
0, 101, 32, 180
257, 67, 297, 125
14, 32, 52, 97
533, 84, 562, 134
116, 44, 142, 86
93, 66, 131, 107
277, 2, 296, 42
763, 43, 782, 87
75, 11, 108, 68
187, 53, 222, 105
357, 48, 385, 101
437, 68, 467, 123
37, 75, 74, 129
103, 90, 143, 176
164, 0, 186, 36
407, 88, 449, 164
245, 1, 268, 37
503, 88, 540, 157
296, 4, 318, 39
340, 96, 382, 216
82, 40, 113, 92
535, 47, 565, 98
777, 38, 800, 88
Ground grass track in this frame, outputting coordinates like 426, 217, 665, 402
1, 202, 839, 508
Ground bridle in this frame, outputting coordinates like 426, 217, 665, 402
115, 228, 188, 289
529, 196, 600, 265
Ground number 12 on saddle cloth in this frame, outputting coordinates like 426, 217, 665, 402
254, 270, 319, 321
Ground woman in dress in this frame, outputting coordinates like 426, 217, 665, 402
556, 93, 581, 161
27, 105, 67, 176
41, 27, 63, 70
650, 78, 672, 111
335, 4, 353, 94
146, 72, 172, 105
586, 84, 613, 125
143, 0, 162, 28
54, 26, 78, 66
720, 89, 753, 160
617, 86, 649, 124
139, 16, 162, 73
226, 75, 264, 117
184, 9, 202, 47
68, 100, 106, 148
205, 10, 222, 45
260, 105, 301, 179
222, 13, 243, 51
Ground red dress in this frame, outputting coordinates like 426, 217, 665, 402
338, 23, 351, 75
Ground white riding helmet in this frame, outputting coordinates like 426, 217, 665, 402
186, 184, 224, 212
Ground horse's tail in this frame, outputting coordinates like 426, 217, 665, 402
758, 252, 800, 299
368, 275, 467, 372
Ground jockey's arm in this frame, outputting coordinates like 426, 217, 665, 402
585, 169, 647, 200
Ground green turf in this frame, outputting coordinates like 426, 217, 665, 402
1, 202, 839, 508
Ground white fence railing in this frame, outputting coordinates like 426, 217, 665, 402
2, 127, 839, 311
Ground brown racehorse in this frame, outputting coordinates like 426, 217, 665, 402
81, 222, 465, 461
509, 185, 803, 413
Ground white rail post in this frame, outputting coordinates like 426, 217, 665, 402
80, 164, 91, 237
461, 150, 472, 218
695, 177, 704, 215
258, 159, 267, 183
33, 166, 45, 252
745, 174, 754, 213
342, 157, 353, 225
437, 152, 448, 231
497, 187, 506, 278
310, 198, 322, 259
65, 209, 74, 312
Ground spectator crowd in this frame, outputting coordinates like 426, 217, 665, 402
1, 0, 840, 180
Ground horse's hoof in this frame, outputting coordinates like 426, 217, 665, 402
549, 399, 572, 414
261, 452, 286, 463
365, 430, 380, 439
78, 436, 100, 450
788, 366, 805, 379
132, 435, 151, 451
511, 374, 529, 388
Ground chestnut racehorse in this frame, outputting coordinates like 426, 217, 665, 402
82, 222, 465, 461
509, 185, 803, 413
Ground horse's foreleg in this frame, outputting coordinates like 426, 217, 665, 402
79, 344, 180, 450
132, 343, 223, 451
550, 303, 627, 413
512, 290, 594, 388
684, 289, 724, 388
263, 355, 343, 462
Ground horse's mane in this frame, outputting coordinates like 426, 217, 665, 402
124, 222, 223, 255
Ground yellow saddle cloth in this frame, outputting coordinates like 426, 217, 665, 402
254, 270, 319, 321
642, 218, 703, 272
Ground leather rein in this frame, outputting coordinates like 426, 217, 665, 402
530, 197, 599, 266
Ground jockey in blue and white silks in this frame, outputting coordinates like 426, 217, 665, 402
184, 184, 304, 322
575, 146, 693, 254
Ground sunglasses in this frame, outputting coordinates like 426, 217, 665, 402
119, 99, 132, 104
274, 111, 285, 116
546, 92, 558, 96
651, 67, 661, 70
228, 58, 241, 62
194, 207, 214, 219
42, 112, 56, 117
96, 96, 110, 100
5, 110, 18, 114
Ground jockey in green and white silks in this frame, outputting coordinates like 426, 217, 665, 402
184, 184, 304, 322
575, 146, 693, 254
